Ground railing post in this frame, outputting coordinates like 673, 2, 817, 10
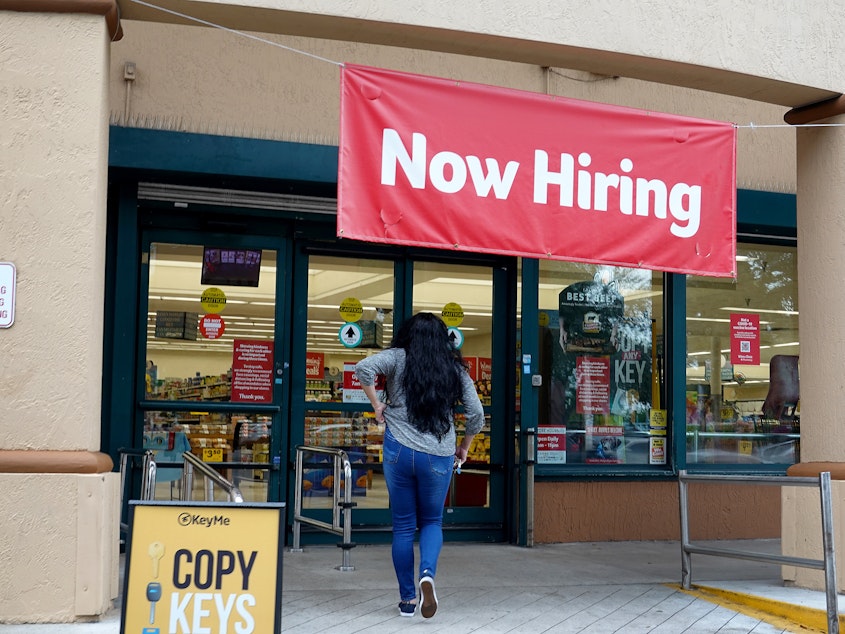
142, 454, 156, 500
679, 470, 692, 590
291, 449, 304, 552
182, 461, 194, 501
819, 471, 839, 634
337, 455, 356, 571
290, 445, 357, 570
525, 427, 536, 548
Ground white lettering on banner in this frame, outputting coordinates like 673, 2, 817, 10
379, 128, 702, 239
381, 128, 519, 199
533, 151, 701, 238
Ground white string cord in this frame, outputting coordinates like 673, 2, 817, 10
737, 122, 845, 129
129, 0, 345, 67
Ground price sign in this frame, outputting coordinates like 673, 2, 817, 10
202, 447, 224, 462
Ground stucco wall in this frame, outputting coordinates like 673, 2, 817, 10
0, 10, 117, 624
109, 20, 796, 192
0, 472, 120, 623
0, 11, 109, 450
119, 1, 844, 106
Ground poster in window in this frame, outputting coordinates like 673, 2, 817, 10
545, 272, 654, 464
231, 339, 274, 403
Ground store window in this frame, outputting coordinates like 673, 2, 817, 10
537, 263, 665, 467
685, 243, 799, 465
143, 242, 279, 502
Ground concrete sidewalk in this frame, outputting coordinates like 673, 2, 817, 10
4, 539, 842, 633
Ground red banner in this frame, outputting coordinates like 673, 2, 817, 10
339, 64, 737, 277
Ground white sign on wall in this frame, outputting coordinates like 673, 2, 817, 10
0, 262, 15, 328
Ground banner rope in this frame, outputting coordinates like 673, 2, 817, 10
129, 0, 345, 67
736, 122, 845, 128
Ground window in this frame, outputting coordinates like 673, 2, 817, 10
537, 262, 665, 467
685, 243, 799, 465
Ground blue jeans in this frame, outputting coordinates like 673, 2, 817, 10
382, 426, 454, 601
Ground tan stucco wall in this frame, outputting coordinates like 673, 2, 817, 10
778, 117, 845, 592
109, 20, 796, 193
0, 10, 109, 450
0, 9, 118, 624
119, 1, 843, 107
0, 472, 120, 622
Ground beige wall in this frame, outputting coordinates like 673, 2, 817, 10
0, 11, 109, 450
110, 20, 796, 193
0, 472, 120, 622
118, 1, 843, 107
0, 10, 118, 624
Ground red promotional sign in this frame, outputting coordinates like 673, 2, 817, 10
339, 64, 737, 277
305, 351, 325, 378
576, 356, 611, 414
231, 339, 274, 403
199, 314, 225, 340
730, 313, 760, 365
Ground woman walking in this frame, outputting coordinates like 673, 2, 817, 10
355, 312, 485, 619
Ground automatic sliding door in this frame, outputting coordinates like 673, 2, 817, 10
141, 237, 285, 503
412, 261, 496, 510
301, 255, 395, 510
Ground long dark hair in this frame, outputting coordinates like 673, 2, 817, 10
392, 312, 466, 440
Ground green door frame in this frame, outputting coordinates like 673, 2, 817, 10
289, 240, 518, 543
135, 228, 292, 502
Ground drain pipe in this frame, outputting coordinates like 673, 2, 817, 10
123, 61, 136, 125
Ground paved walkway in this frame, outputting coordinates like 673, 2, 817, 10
4, 539, 843, 633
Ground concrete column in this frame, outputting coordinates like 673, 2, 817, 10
0, 3, 122, 623
782, 114, 845, 590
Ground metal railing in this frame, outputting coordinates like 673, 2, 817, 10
679, 470, 839, 633
118, 448, 157, 537
180, 451, 244, 503
290, 445, 356, 571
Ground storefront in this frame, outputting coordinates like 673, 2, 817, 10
104, 127, 797, 546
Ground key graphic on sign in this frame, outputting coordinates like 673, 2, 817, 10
146, 582, 162, 624
148, 541, 165, 578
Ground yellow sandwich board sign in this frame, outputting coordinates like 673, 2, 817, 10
121, 501, 285, 634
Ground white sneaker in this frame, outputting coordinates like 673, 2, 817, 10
419, 575, 437, 618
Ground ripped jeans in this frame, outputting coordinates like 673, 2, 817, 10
382, 426, 454, 601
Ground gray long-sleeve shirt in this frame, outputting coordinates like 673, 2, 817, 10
354, 348, 485, 456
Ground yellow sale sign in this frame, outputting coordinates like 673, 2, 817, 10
122, 502, 284, 634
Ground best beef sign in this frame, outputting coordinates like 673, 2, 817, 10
339, 64, 737, 277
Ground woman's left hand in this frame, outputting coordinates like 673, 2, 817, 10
372, 401, 386, 423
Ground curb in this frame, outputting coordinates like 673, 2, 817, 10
672, 583, 836, 633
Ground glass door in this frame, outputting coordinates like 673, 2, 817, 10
138, 231, 288, 503
411, 260, 505, 526
292, 250, 512, 538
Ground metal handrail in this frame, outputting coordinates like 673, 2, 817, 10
180, 451, 244, 503
679, 470, 838, 633
118, 448, 157, 535
291, 445, 356, 571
